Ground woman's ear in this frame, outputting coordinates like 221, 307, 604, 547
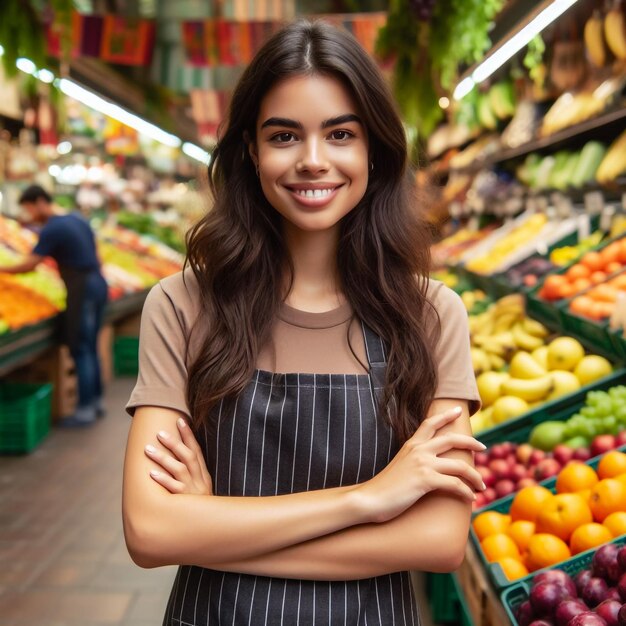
244, 131, 258, 168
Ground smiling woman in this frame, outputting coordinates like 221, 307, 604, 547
122, 18, 483, 626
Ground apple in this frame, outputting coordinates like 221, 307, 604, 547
553, 444, 575, 466
591, 435, 617, 457
516, 599, 536, 626
518, 477, 538, 488
573, 447, 592, 462
567, 613, 610, 625
617, 546, 626, 572
592, 544, 621, 583
582, 577, 609, 607
483, 487, 496, 503
517, 443, 535, 465
506, 452, 519, 467
618, 603, 626, 626
554, 598, 587, 626
490, 443, 509, 459
605, 587, 621, 602
477, 466, 496, 488
595, 599, 621, 626
534, 570, 577, 597
475, 451, 489, 466
511, 463, 529, 482
527, 621, 555, 626
490, 459, 511, 480
530, 582, 572, 617
473, 492, 487, 508
495, 479, 516, 498
530, 449, 547, 465
534, 458, 561, 481
615, 430, 626, 447
573, 569, 593, 595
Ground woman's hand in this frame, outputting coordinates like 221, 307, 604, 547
355, 406, 486, 524
144, 417, 213, 496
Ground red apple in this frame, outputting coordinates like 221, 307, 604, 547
483, 487, 496, 503
517, 443, 535, 465
553, 444, 575, 466
618, 603, 626, 625
511, 463, 529, 482
518, 477, 538, 488
533, 458, 561, 481
591, 434, 617, 457
617, 546, 626, 572
477, 465, 496, 488
615, 430, 626, 448
568, 613, 610, 625
490, 459, 511, 480
582, 577, 609, 607
534, 570, 577, 597
554, 598, 587, 626
516, 599, 535, 626
475, 451, 489, 466
490, 443, 509, 459
573, 447, 592, 462
592, 544, 621, 583
529, 449, 547, 465
495, 479, 516, 499
595, 599, 621, 626
573, 569, 593, 595
605, 587, 621, 602
530, 581, 572, 617
473, 492, 487, 509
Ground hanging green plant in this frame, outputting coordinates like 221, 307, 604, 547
523, 34, 547, 90
376, 0, 505, 150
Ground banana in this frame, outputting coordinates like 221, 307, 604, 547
494, 294, 525, 310
596, 129, 626, 183
493, 311, 523, 333
512, 323, 545, 351
488, 353, 506, 370
470, 347, 491, 375
521, 317, 550, 338
605, 6, 626, 59
585, 11, 607, 66
501, 375, 554, 402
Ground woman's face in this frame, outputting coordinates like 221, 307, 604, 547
251, 74, 369, 233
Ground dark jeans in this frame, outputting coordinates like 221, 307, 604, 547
69, 272, 108, 413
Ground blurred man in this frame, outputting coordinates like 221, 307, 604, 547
0, 185, 108, 426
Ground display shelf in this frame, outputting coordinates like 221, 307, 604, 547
104, 289, 150, 323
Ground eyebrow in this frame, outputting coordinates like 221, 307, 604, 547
260, 114, 362, 130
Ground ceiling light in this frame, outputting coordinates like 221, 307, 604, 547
57, 141, 72, 155
16, 58, 37, 75
438, 96, 450, 109
37, 68, 55, 83
453, 77, 475, 101
182, 142, 211, 164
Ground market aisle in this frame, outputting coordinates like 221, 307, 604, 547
0, 376, 437, 626
0, 377, 176, 626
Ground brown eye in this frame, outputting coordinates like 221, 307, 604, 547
329, 130, 353, 141
271, 132, 297, 143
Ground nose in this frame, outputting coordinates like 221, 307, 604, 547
296, 137, 330, 173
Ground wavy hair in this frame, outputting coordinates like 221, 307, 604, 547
185, 19, 440, 443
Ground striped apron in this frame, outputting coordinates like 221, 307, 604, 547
163, 322, 420, 625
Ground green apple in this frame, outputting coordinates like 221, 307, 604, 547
528, 420, 568, 451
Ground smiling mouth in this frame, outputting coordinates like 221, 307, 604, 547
283, 184, 344, 208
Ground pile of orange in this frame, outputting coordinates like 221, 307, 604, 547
472, 451, 626, 581
568, 272, 626, 321
538, 240, 626, 302
0, 274, 59, 330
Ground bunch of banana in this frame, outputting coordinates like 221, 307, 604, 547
596, 129, 626, 184
500, 374, 554, 402
605, 3, 626, 60
460, 289, 488, 312
585, 10, 607, 66
511, 318, 550, 351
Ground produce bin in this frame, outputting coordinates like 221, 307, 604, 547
501, 535, 626, 626
471, 445, 626, 590
0, 382, 52, 454
559, 307, 617, 359
113, 336, 140, 377
476, 369, 626, 449
610, 328, 626, 361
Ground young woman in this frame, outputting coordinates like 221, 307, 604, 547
122, 19, 484, 625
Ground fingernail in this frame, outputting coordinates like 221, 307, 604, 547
177, 418, 186, 428
478, 442, 487, 450
158, 431, 169, 439
471, 493, 476, 501
145, 445, 157, 454
452, 406, 462, 414
481, 481, 486, 490
150, 470, 160, 477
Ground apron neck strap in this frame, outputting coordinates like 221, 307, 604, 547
360, 321, 387, 367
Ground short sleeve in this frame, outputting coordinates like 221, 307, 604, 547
33, 221, 59, 258
429, 281, 482, 416
125, 280, 193, 418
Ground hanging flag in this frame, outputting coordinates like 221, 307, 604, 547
181, 21, 208, 66
100, 15, 155, 66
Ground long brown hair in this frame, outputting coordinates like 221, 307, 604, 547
185, 19, 440, 443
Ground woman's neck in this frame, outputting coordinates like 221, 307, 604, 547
282, 222, 344, 313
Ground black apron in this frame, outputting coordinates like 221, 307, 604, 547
58, 267, 89, 352
163, 322, 420, 625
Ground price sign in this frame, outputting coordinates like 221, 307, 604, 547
600, 205, 615, 233
577, 214, 591, 240
584, 191, 604, 214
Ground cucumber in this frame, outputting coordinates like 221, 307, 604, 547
571, 141, 607, 187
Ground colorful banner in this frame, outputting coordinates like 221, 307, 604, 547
190, 89, 231, 144
180, 13, 385, 67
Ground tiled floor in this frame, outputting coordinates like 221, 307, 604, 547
0, 377, 437, 626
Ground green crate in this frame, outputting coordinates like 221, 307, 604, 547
610, 328, 626, 361
526, 290, 566, 329
451, 573, 475, 626
501, 535, 626, 626
114, 336, 139, 376
477, 368, 626, 449
427, 572, 474, 625
560, 308, 617, 360
0, 383, 52, 454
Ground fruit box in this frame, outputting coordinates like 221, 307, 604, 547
500, 535, 626, 626
477, 368, 626, 450
470, 446, 626, 591
559, 307, 618, 360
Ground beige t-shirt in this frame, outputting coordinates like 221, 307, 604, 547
126, 271, 481, 418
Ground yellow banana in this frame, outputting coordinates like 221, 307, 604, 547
605, 7, 626, 59
501, 375, 554, 402
470, 347, 491, 375
596, 129, 626, 183
512, 323, 545, 351
521, 317, 550, 338
585, 11, 607, 66
488, 353, 506, 371
493, 312, 522, 333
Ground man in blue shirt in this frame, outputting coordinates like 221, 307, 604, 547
0, 185, 108, 426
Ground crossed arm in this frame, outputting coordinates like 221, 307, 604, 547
122, 398, 484, 580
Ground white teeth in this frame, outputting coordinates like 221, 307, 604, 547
295, 188, 334, 198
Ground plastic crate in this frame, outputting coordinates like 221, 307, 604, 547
427, 572, 475, 625
477, 369, 626, 449
501, 535, 626, 626
560, 307, 617, 359
471, 444, 626, 591
113, 336, 139, 377
0, 382, 52, 454
610, 328, 626, 361
451, 573, 475, 626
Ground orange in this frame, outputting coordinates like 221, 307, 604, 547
510, 486, 554, 523
589, 478, 626, 522
542, 275, 569, 300
581, 251, 604, 272
572, 278, 592, 293
569, 522, 613, 554
598, 451, 626, 479
536, 493, 593, 542
606, 261, 623, 275
611, 274, 626, 290
524, 533, 572, 572
590, 271, 608, 285
555, 462, 599, 494
507, 520, 536, 552
496, 557, 529, 581
566, 264, 591, 281
472, 511, 512, 541
600, 244, 622, 266
615, 473, 626, 485
481, 533, 521, 563
570, 296, 594, 317
602, 511, 626, 537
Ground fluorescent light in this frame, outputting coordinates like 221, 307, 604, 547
37, 68, 55, 83
57, 78, 182, 148
16, 58, 37, 75
0, 45, 4, 57
453, 0, 581, 99
57, 141, 72, 155
48, 164, 61, 177
453, 77, 475, 101
182, 142, 210, 164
